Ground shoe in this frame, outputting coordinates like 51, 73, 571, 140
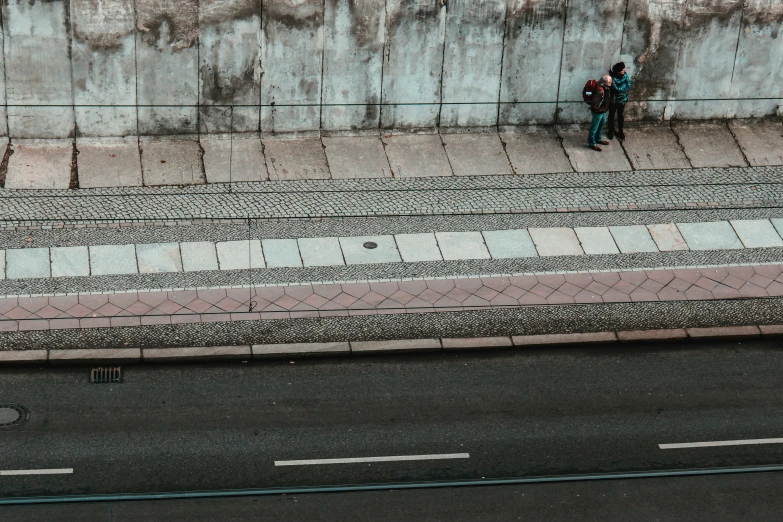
607, 130, 614, 140
598, 140, 609, 145
618, 132, 625, 140
589, 145, 602, 151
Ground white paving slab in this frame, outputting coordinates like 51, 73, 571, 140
394, 233, 443, 262
140, 138, 205, 186
482, 230, 538, 258
574, 227, 619, 255
216, 240, 265, 270
730, 220, 783, 248
381, 134, 453, 178
557, 126, 632, 172
6, 140, 72, 189
322, 136, 392, 179
677, 221, 744, 250
5, 248, 50, 279
340, 236, 402, 265
50, 246, 90, 277
500, 127, 573, 175
609, 226, 659, 253
201, 134, 268, 183
440, 132, 513, 177
298, 237, 345, 267
136, 243, 183, 273
0, 251, 4, 280
90, 244, 138, 275
528, 228, 584, 256
180, 242, 219, 272
647, 224, 689, 251
76, 137, 142, 188
435, 232, 490, 260
262, 239, 303, 268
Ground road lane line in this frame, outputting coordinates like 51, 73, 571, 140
659, 438, 783, 449
0, 469, 73, 476
275, 453, 470, 466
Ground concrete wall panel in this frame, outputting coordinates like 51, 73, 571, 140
199, 0, 262, 133
0, 11, 7, 137
556, 0, 625, 123
260, 0, 324, 133
135, 0, 199, 135
381, 0, 446, 129
70, 0, 137, 137
322, 0, 386, 130
440, 0, 506, 127
4, 0, 74, 138
729, 0, 783, 119
499, 0, 566, 125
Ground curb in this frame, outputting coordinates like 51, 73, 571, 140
0, 325, 773, 366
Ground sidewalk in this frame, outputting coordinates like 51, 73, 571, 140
1, 120, 782, 190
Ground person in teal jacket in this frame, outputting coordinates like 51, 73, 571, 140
608, 62, 631, 140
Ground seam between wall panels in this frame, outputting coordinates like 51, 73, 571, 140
553, 0, 569, 124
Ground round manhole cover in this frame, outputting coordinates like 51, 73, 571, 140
0, 404, 29, 429
363, 241, 378, 249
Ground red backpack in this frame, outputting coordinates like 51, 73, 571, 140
583, 80, 598, 104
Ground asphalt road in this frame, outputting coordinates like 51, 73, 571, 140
1, 339, 783, 503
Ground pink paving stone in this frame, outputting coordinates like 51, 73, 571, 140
722, 274, 747, 290
501, 285, 527, 299
564, 273, 593, 288
48, 295, 79, 312
546, 291, 575, 305
389, 290, 415, 305
666, 278, 693, 292
418, 288, 445, 303
312, 284, 343, 300
375, 308, 408, 316
303, 293, 331, 308
141, 315, 172, 326
472, 286, 499, 301
518, 292, 548, 305
17, 297, 49, 313
229, 312, 260, 322
183, 299, 214, 313
398, 280, 428, 295
454, 278, 485, 292
536, 274, 566, 289
591, 272, 621, 287
331, 292, 359, 307
360, 291, 387, 306
693, 277, 719, 291
377, 298, 405, 309
370, 282, 400, 297
153, 300, 185, 314
0, 297, 19, 315
640, 279, 666, 293
136, 292, 168, 308
80, 317, 111, 328
94, 303, 125, 317
168, 290, 199, 306
601, 289, 633, 302
404, 297, 436, 310
201, 313, 232, 323
585, 281, 611, 295
766, 281, 783, 297
0, 320, 18, 332
49, 318, 80, 329
684, 286, 714, 300
612, 280, 639, 295
197, 288, 228, 305
619, 271, 648, 285
750, 274, 774, 288
445, 287, 473, 303
125, 301, 153, 316
249, 298, 270, 312
755, 265, 782, 279
726, 266, 756, 280
170, 314, 202, 324
291, 301, 317, 311
19, 319, 49, 331
711, 284, 743, 299
645, 270, 676, 285
111, 316, 142, 327
481, 277, 510, 293
259, 311, 289, 320
426, 279, 456, 293
283, 286, 315, 300
79, 294, 110, 309
739, 283, 768, 297
671, 269, 702, 284
255, 287, 286, 303
272, 295, 300, 311
657, 288, 687, 301
348, 298, 375, 310
699, 267, 729, 283
35, 305, 63, 319
462, 295, 493, 307
434, 295, 464, 308
558, 282, 583, 297
320, 310, 350, 318
628, 288, 659, 302
528, 284, 555, 298
6, 307, 37, 320
348, 309, 378, 317
109, 292, 139, 308
574, 290, 603, 304
508, 275, 539, 290
290, 310, 320, 319
342, 283, 372, 299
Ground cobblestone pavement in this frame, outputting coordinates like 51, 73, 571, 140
1, 263, 780, 334
0, 166, 781, 221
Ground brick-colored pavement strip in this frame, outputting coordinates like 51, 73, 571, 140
1, 264, 781, 332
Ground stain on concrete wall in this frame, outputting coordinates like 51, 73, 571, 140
199, 0, 262, 133
322, 0, 386, 130
440, 0, 506, 127
135, 0, 199, 135
381, 0, 446, 129
499, 0, 567, 125
0, 10, 7, 137
70, 0, 137, 136
3, 0, 74, 138
260, 0, 324, 133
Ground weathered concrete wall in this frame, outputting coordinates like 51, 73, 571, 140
0, 0, 781, 138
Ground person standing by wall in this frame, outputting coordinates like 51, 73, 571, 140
588, 75, 612, 152
608, 62, 631, 140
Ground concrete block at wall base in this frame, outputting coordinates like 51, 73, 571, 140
263, 138, 330, 181
617, 329, 688, 342
143, 345, 251, 361
440, 132, 513, 177
350, 339, 441, 353
0, 350, 47, 363
671, 122, 748, 168
442, 337, 513, 350
556, 126, 632, 173
619, 123, 692, 170
512, 332, 618, 347
381, 134, 453, 178
140, 137, 204, 186
252, 342, 350, 357
201, 134, 268, 183
48, 348, 141, 364
322, 136, 392, 179
728, 121, 783, 167
499, 127, 573, 175
76, 137, 142, 188
686, 326, 761, 339
6, 140, 72, 189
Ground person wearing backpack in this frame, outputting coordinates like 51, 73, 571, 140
607, 62, 631, 140
583, 75, 612, 151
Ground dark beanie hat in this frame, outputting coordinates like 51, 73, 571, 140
612, 62, 625, 75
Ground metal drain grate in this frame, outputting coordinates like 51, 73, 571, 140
0, 404, 29, 429
90, 366, 122, 384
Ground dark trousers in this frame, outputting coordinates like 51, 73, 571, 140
608, 103, 625, 135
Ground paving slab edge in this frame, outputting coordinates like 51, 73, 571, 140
0, 325, 776, 365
